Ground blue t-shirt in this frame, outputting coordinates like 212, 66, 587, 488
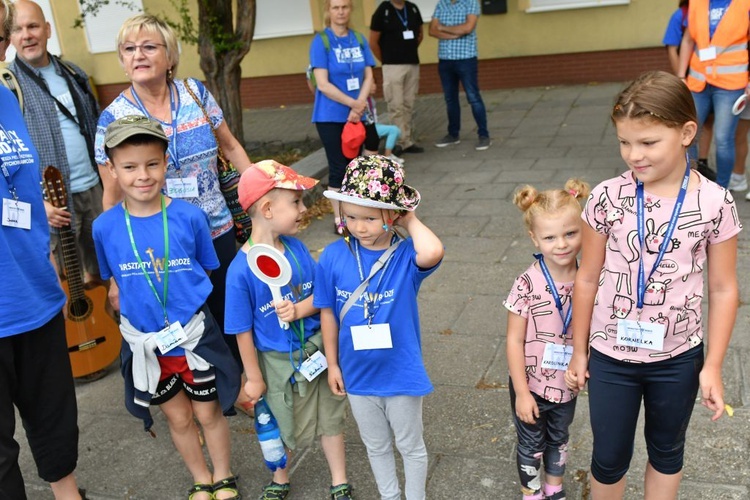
224, 236, 321, 353
310, 28, 376, 123
37, 64, 98, 194
313, 237, 439, 397
0, 86, 66, 337
663, 7, 687, 46
709, 0, 732, 39
93, 199, 219, 355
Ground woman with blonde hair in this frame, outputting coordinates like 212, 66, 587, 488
310, 0, 376, 234
93, 14, 250, 500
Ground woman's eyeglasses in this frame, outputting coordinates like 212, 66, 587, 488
120, 43, 166, 56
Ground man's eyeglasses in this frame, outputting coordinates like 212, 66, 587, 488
120, 43, 166, 56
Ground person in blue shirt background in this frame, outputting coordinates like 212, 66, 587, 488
310, 0, 375, 235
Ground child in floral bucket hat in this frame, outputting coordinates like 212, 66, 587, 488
315, 155, 444, 500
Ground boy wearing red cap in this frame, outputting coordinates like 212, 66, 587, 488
224, 160, 353, 500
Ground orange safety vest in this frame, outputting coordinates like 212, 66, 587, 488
687, 0, 750, 92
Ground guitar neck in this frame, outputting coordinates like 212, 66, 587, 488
58, 225, 86, 301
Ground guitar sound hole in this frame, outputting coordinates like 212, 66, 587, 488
69, 297, 92, 321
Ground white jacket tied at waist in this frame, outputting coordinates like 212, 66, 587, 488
119, 311, 212, 399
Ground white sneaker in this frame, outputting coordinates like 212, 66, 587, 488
745, 190, 750, 201
388, 154, 405, 165
728, 173, 748, 191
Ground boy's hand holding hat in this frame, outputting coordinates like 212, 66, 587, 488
238, 160, 318, 212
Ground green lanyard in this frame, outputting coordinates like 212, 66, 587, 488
124, 195, 170, 328
281, 240, 306, 346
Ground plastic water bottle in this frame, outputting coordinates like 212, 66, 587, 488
254, 396, 287, 471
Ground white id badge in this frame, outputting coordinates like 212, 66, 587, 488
346, 77, 360, 91
698, 46, 717, 62
617, 319, 664, 351
541, 344, 573, 370
166, 177, 199, 198
299, 350, 328, 382
351, 323, 392, 350
403, 30, 415, 40
155, 321, 188, 354
2, 198, 31, 229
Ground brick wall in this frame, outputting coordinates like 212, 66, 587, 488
96, 46, 671, 109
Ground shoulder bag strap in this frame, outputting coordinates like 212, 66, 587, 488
183, 78, 228, 168
338, 239, 402, 323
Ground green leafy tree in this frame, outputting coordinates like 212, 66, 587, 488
77, 0, 255, 144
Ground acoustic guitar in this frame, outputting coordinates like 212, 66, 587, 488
42, 166, 120, 379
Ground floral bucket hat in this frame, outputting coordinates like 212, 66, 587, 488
324, 155, 420, 211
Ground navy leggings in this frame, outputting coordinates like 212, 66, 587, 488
588, 346, 703, 484
509, 379, 576, 493
315, 122, 356, 189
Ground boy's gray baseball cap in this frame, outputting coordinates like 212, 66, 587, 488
104, 115, 168, 149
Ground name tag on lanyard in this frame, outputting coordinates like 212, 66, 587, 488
403, 30, 415, 40
351, 323, 392, 350
541, 344, 573, 370
298, 350, 327, 381
347, 77, 360, 91
155, 321, 188, 354
166, 177, 199, 198
2, 198, 31, 229
617, 319, 664, 351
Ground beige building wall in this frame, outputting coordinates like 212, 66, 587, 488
33, 0, 674, 85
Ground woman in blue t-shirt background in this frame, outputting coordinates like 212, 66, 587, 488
309, 0, 375, 234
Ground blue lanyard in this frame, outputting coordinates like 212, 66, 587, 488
394, 5, 409, 28
635, 155, 690, 311
131, 82, 180, 169
354, 236, 398, 324
0, 159, 18, 201
0, 124, 21, 201
533, 253, 573, 338
329, 28, 357, 80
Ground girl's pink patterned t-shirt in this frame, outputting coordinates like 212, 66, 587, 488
504, 262, 577, 404
582, 172, 741, 363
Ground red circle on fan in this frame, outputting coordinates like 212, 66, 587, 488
732, 94, 747, 115
256, 255, 281, 278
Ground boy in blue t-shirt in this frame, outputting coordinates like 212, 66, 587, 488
224, 161, 353, 500
92, 116, 241, 500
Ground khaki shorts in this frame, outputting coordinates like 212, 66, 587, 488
257, 332, 347, 450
